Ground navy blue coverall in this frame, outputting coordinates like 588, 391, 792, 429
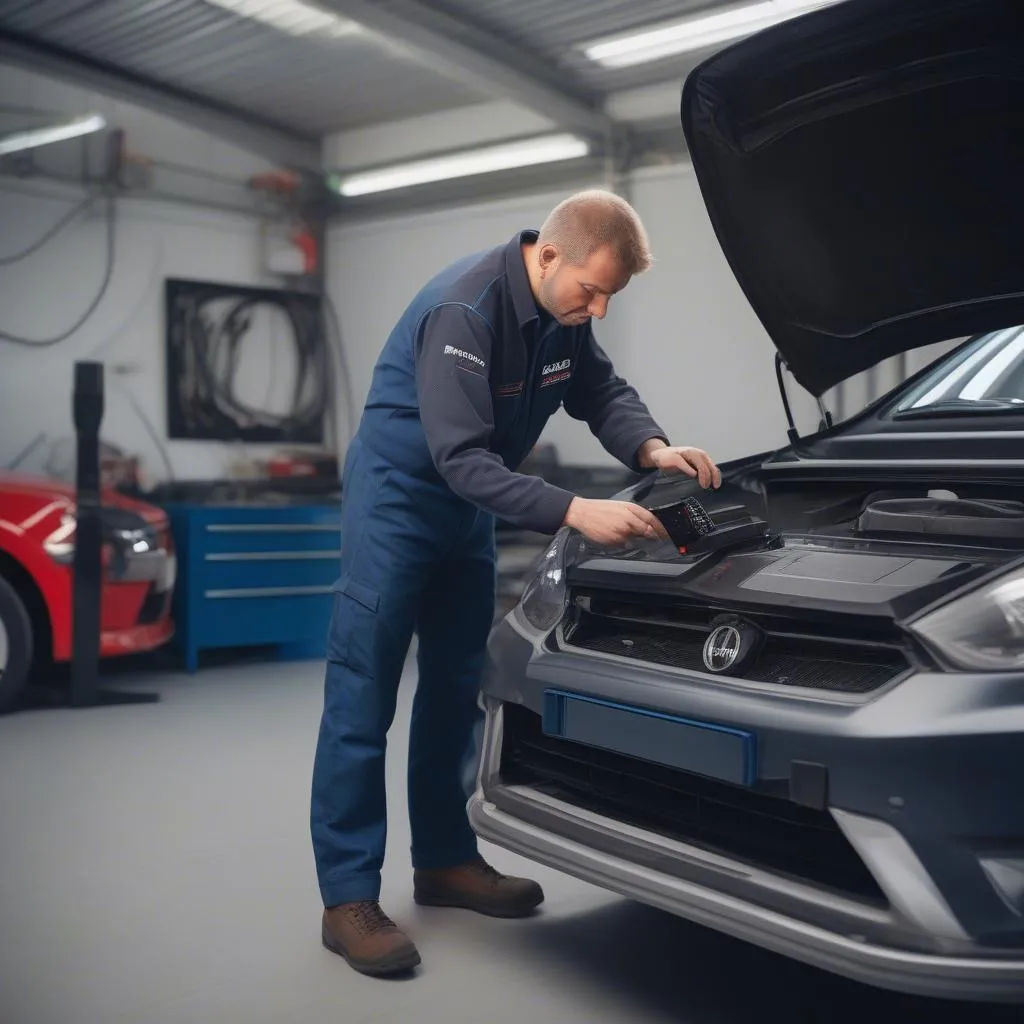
310, 229, 667, 908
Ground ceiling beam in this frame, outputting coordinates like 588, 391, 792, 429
323, 0, 618, 140
0, 30, 322, 172
606, 81, 685, 126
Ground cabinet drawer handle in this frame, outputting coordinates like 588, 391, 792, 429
204, 550, 340, 561
204, 585, 334, 599
205, 524, 339, 533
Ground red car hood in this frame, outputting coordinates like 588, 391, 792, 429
0, 472, 166, 526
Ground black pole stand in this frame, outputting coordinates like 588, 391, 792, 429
70, 361, 159, 709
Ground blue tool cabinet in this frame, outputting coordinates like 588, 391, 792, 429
163, 502, 341, 672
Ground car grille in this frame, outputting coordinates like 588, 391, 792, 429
559, 597, 909, 694
499, 702, 886, 904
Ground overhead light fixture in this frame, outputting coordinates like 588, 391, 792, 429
330, 134, 592, 198
581, 0, 840, 68
0, 113, 107, 157
204, 0, 361, 38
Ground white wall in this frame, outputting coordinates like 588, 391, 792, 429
0, 63, 316, 486
326, 163, 824, 470
0, 185, 301, 484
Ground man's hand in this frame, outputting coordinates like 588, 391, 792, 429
564, 497, 669, 546
637, 440, 721, 489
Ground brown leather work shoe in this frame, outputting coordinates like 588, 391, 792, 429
413, 858, 544, 918
322, 901, 421, 977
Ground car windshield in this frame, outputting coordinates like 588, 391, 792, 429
893, 326, 1024, 415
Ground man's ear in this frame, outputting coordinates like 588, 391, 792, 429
537, 243, 559, 274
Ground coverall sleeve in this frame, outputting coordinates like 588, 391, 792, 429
414, 302, 575, 534
562, 328, 668, 470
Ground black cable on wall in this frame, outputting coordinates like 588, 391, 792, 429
0, 194, 97, 266
0, 192, 116, 349
166, 279, 329, 444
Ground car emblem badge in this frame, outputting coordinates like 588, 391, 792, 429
703, 625, 743, 673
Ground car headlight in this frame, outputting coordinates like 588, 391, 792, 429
909, 565, 1024, 671
42, 508, 159, 570
519, 528, 582, 634
113, 527, 156, 555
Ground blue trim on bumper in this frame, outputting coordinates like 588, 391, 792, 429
541, 688, 757, 788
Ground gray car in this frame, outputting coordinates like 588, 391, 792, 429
468, 0, 1024, 1004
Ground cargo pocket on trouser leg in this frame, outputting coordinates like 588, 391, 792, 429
325, 575, 415, 745
327, 578, 381, 676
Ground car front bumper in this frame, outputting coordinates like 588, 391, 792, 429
51, 537, 177, 663
470, 612, 1024, 1003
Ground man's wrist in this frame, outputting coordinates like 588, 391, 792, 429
563, 495, 582, 529
636, 437, 669, 469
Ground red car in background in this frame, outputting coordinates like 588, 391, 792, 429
0, 471, 176, 712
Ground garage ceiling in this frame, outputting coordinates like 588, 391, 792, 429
429, 0, 736, 93
0, 0, 837, 184
0, 0, 484, 136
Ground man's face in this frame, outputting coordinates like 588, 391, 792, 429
536, 243, 631, 327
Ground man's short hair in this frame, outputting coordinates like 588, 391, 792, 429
537, 189, 653, 276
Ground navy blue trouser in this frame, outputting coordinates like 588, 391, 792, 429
310, 437, 496, 907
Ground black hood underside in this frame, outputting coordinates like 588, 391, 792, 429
680, 0, 1024, 396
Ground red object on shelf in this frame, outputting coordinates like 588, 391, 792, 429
248, 169, 299, 193
266, 450, 338, 479
292, 228, 318, 274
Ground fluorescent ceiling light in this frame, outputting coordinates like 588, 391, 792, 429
331, 134, 591, 197
581, 0, 839, 68
0, 114, 107, 157
204, 0, 361, 38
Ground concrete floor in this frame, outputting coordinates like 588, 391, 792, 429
0, 655, 1019, 1024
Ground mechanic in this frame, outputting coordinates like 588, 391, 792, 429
310, 189, 722, 978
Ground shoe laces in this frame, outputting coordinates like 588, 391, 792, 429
465, 860, 504, 886
347, 900, 396, 936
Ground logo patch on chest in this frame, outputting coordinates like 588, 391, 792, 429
540, 358, 572, 388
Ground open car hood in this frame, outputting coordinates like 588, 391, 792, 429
680, 0, 1024, 397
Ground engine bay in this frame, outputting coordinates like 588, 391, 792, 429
564, 469, 1024, 629
631, 468, 1024, 557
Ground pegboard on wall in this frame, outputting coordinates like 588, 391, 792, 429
164, 278, 328, 444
